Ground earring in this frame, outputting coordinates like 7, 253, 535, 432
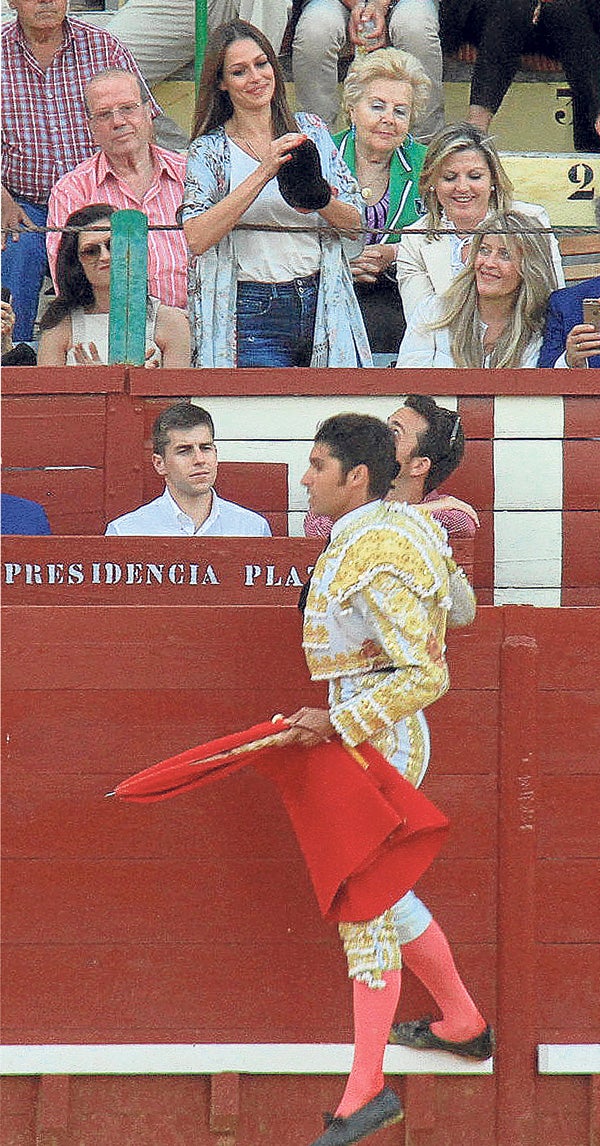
350, 122, 356, 140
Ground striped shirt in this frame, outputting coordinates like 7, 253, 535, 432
47, 145, 187, 309
1, 16, 161, 205
304, 489, 477, 540
364, 189, 390, 246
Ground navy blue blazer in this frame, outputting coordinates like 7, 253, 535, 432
538, 277, 600, 368
1, 494, 52, 535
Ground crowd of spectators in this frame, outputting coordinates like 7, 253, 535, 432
1, 0, 598, 370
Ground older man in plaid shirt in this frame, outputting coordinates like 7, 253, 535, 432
1, 0, 160, 340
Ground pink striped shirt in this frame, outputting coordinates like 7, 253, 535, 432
1, 17, 160, 205
304, 489, 478, 540
47, 146, 188, 309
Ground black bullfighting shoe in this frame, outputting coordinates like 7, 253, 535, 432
388, 1016, 495, 1060
308, 1086, 403, 1145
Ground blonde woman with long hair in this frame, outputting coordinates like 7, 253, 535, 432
396, 211, 558, 368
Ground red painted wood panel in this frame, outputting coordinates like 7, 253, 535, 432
537, 860, 598, 942
1, 365, 123, 395
563, 440, 600, 510
1, 470, 105, 535
2, 365, 597, 399
0, 601, 503, 691
2, 560, 599, 1143
457, 395, 495, 440
538, 690, 599, 773
564, 395, 600, 437
127, 366, 595, 398
537, 945, 600, 1037
535, 1077, 592, 1146
538, 775, 600, 857
2, 395, 107, 467
0, 538, 322, 604
442, 438, 493, 510
533, 608, 600, 689
0, 1079, 36, 1146
562, 510, 600, 605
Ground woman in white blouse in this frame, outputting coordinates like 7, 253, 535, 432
396, 211, 559, 368
396, 122, 564, 318
38, 204, 190, 368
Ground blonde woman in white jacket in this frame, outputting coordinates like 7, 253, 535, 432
396, 122, 564, 318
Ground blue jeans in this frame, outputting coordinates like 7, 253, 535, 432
236, 273, 319, 368
1, 199, 49, 341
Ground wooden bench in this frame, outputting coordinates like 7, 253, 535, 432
558, 233, 600, 284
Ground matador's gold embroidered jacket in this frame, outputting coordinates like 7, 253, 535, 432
303, 499, 473, 787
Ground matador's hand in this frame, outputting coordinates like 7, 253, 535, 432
276, 707, 335, 747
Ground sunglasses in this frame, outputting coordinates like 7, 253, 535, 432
79, 238, 111, 261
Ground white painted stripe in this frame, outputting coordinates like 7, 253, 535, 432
494, 587, 562, 607
0, 1043, 493, 1077
494, 396, 564, 440
537, 1044, 600, 1074
494, 510, 562, 596
494, 440, 563, 510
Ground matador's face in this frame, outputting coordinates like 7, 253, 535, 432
301, 443, 357, 522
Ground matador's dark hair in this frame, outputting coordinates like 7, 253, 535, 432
315, 413, 399, 498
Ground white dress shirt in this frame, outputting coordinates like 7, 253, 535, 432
105, 487, 272, 537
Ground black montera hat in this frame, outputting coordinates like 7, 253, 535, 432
277, 139, 332, 211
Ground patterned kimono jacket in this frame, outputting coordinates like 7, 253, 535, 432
180, 112, 373, 367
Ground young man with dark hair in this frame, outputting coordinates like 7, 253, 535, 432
305, 397, 477, 540
105, 402, 271, 537
151, 402, 215, 457
280, 414, 491, 1146
401, 393, 464, 493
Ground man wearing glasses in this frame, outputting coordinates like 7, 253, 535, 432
46, 68, 187, 311
1, 0, 158, 341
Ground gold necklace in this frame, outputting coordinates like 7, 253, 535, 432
356, 157, 388, 204
229, 134, 264, 162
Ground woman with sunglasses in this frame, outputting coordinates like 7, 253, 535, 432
38, 204, 190, 367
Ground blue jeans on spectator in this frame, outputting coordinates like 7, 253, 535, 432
236, 273, 319, 367
1, 199, 49, 341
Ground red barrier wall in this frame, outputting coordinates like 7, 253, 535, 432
2, 539, 599, 1146
3, 368, 599, 607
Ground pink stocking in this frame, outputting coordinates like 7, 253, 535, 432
402, 920, 485, 1041
335, 970, 401, 1118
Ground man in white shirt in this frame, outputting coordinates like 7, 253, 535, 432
105, 402, 272, 537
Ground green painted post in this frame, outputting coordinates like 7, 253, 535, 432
108, 209, 148, 365
195, 0, 208, 95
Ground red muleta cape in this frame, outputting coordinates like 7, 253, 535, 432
111, 720, 450, 924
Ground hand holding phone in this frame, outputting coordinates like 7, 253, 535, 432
582, 298, 600, 331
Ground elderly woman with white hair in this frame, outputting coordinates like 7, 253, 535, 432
396, 211, 559, 368
333, 47, 431, 351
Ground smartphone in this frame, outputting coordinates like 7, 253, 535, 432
582, 298, 600, 330
1, 285, 11, 304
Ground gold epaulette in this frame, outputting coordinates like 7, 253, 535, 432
325, 502, 455, 606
